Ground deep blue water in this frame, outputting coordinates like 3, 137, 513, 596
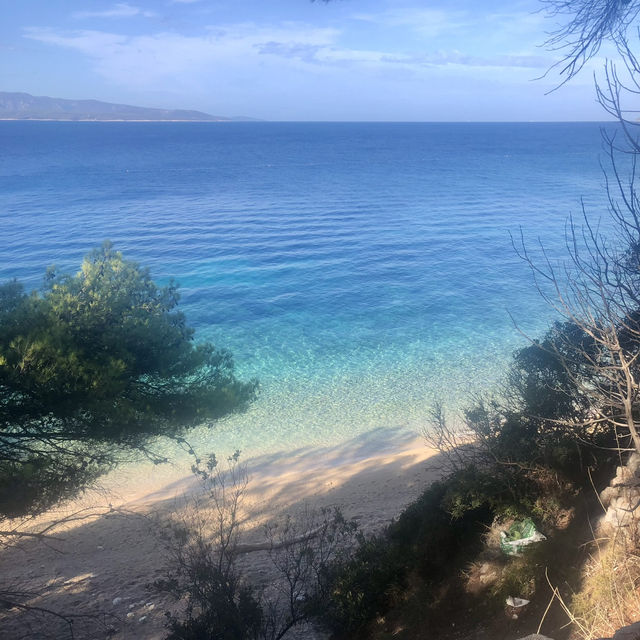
0, 122, 613, 456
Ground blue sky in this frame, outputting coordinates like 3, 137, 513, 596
1, 0, 610, 120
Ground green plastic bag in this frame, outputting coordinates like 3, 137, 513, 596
500, 518, 546, 556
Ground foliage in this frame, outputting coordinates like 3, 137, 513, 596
543, 0, 640, 79
569, 535, 640, 638
480, 319, 622, 466
0, 242, 256, 518
427, 317, 621, 495
155, 453, 359, 640
538, 3, 640, 636
155, 452, 259, 639
392, 477, 491, 573
322, 2, 640, 637
265, 505, 359, 631
160, 556, 265, 640
322, 316, 609, 636
531, 0, 640, 459
320, 476, 494, 637
321, 535, 406, 636
509, 321, 593, 424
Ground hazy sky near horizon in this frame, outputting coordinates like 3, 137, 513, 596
1, 0, 612, 121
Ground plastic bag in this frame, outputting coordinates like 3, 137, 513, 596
505, 596, 530, 620
500, 518, 546, 556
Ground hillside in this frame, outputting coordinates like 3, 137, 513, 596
0, 92, 246, 121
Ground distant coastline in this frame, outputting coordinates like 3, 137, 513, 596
0, 91, 258, 122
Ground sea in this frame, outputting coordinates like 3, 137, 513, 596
0, 121, 615, 462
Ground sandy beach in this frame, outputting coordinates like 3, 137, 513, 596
0, 428, 443, 640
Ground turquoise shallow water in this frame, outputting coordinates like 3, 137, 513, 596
0, 122, 613, 457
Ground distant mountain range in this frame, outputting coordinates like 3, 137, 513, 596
0, 92, 256, 122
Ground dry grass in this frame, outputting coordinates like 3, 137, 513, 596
566, 529, 640, 639
463, 520, 512, 596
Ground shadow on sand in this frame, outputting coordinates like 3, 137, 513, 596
0, 427, 446, 640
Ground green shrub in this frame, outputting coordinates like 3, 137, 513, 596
322, 535, 406, 636
322, 476, 494, 636
158, 563, 264, 640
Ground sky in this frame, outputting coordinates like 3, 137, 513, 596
0, 0, 613, 121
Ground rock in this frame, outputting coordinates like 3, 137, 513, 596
616, 488, 640, 512
626, 454, 640, 476
126, 612, 134, 619
138, 616, 147, 623
112, 597, 123, 606
611, 456, 640, 488
96, 545, 104, 551
517, 636, 554, 640
600, 485, 616, 507
603, 506, 630, 528
613, 621, 640, 639
479, 571, 497, 584
612, 465, 626, 487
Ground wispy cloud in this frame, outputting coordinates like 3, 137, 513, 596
257, 42, 325, 65
23, 24, 341, 87
380, 51, 554, 69
72, 3, 156, 20
23, 12, 555, 100
9, 0, 605, 120
26, 21, 549, 79
256, 39, 552, 71
351, 8, 471, 39
350, 6, 548, 52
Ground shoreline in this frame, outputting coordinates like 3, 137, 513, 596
0, 429, 442, 639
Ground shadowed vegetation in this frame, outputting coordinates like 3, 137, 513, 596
0, 241, 256, 520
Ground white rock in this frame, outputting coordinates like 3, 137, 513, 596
139, 616, 147, 623
112, 597, 123, 606
126, 612, 134, 619
627, 454, 640, 476
96, 545, 104, 551
600, 486, 616, 507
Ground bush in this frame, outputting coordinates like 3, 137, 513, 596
322, 535, 406, 636
158, 558, 265, 640
155, 454, 359, 640
322, 476, 493, 637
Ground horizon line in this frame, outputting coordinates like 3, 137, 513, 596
0, 118, 615, 124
